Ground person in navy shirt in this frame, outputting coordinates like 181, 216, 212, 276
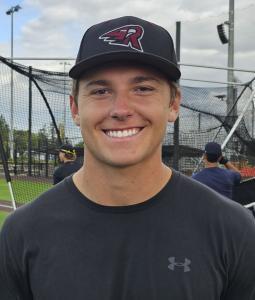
192, 142, 241, 199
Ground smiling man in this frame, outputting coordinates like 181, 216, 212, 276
1, 16, 255, 300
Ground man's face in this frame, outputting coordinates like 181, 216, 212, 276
70, 64, 180, 169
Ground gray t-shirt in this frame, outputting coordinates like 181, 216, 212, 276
1, 171, 255, 299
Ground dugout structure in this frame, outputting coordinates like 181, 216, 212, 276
0, 56, 255, 209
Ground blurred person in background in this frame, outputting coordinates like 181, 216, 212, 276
192, 142, 241, 199
53, 144, 82, 184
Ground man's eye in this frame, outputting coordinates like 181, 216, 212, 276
135, 86, 154, 92
92, 88, 109, 95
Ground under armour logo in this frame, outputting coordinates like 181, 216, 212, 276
168, 257, 191, 272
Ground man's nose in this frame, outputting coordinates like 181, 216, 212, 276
109, 92, 133, 120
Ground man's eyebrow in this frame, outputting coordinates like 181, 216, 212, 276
83, 76, 161, 88
130, 76, 161, 84
85, 79, 110, 88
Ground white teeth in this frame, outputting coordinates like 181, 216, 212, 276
106, 128, 140, 138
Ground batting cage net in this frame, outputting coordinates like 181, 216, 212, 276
0, 55, 255, 208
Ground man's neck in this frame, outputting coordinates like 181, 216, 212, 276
72, 159, 172, 206
204, 161, 218, 168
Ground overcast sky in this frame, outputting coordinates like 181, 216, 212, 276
0, 0, 255, 86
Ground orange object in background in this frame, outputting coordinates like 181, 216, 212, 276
240, 167, 255, 178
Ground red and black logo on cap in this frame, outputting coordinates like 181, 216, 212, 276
99, 25, 144, 52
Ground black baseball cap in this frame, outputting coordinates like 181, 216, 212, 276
58, 144, 75, 155
204, 142, 222, 157
69, 16, 181, 82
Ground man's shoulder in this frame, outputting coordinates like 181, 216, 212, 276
53, 163, 66, 175
173, 173, 255, 252
193, 167, 239, 179
176, 170, 219, 200
225, 168, 241, 179
55, 161, 81, 175
1, 179, 71, 234
192, 168, 209, 178
193, 167, 220, 175
65, 160, 82, 171
216, 167, 241, 185
177, 171, 252, 221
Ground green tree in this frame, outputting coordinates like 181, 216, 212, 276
59, 122, 65, 142
13, 130, 28, 157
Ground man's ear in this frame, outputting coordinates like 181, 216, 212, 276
168, 88, 181, 122
70, 95, 80, 126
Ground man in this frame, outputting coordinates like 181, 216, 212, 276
192, 142, 241, 199
53, 143, 82, 184
0, 16, 255, 300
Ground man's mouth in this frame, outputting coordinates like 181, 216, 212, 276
104, 128, 141, 138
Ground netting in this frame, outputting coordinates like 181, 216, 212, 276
163, 83, 255, 176
0, 55, 255, 206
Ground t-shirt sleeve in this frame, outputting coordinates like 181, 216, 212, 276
223, 211, 255, 300
0, 215, 32, 299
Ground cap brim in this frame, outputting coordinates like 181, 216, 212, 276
69, 51, 181, 81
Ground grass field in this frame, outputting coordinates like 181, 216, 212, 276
0, 179, 11, 228
0, 178, 52, 204
0, 178, 11, 200
0, 178, 52, 229
11, 179, 52, 204
0, 211, 9, 228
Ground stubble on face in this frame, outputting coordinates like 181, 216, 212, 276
72, 63, 180, 170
